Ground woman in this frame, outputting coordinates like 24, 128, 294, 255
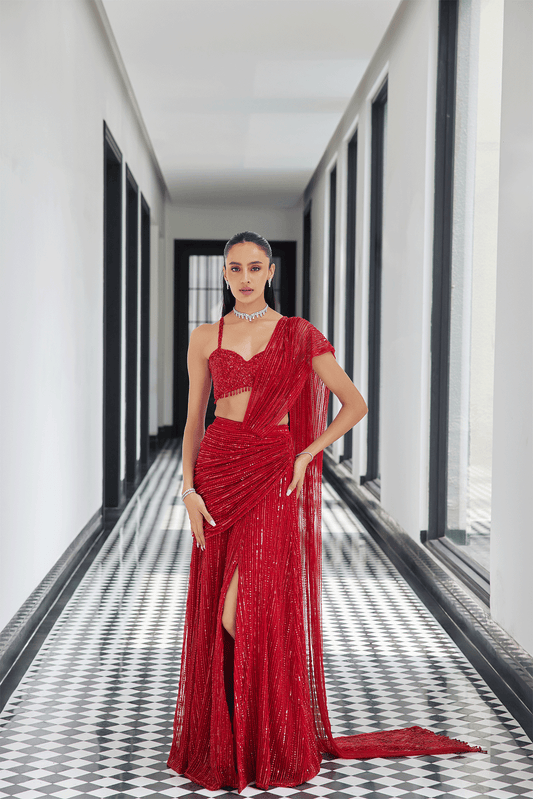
167, 232, 484, 793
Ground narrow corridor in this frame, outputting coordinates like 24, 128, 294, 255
0, 444, 531, 799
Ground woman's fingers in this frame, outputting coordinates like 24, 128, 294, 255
287, 474, 298, 495
184, 493, 214, 551
200, 505, 217, 528
287, 461, 308, 496
191, 517, 205, 550
192, 495, 216, 528
194, 528, 205, 550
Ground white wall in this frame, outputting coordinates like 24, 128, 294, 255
303, 0, 439, 542
490, 0, 533, 655
166, 204, 301, 253
0, 0, 167, 631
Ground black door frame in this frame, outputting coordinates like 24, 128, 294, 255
103, 122, 123, 508
173, 238, 297, 437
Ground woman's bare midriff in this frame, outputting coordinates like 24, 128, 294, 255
215, 390, 289, 425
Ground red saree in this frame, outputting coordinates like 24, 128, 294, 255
166, 315, 485, 792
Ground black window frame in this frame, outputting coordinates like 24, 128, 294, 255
302, 200, 312, 321
327, 165, 337, 426
342, 128, 358, 464
125, 165, 139, 483
139, 194, 151, 466
423, 0, 490, 606
361, 78, 388, 496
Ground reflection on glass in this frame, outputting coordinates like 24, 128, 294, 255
377, 99, 387, 485
188, 255, 224, 340
446, 0, 504, 572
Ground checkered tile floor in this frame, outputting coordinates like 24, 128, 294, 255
1, 442, 532, 798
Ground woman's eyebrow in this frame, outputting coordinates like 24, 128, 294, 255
228, 260, 264, 266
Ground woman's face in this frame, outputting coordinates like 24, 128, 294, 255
224, 242, 274, 301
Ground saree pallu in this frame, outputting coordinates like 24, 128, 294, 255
167, 317, 485, 793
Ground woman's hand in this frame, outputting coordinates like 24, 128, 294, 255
286, 453, 313, 499
184, 492, 216, 550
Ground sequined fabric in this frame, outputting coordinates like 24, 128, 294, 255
209, 316, 267, 402
166, 315, 486, 793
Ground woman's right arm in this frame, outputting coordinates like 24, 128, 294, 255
182, 325, 216, 550
181, 325, 212, 492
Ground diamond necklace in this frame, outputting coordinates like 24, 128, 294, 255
233, 303, 269, 322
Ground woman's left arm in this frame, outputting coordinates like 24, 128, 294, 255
287, 352, 368, 497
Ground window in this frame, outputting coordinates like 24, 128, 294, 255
427, 0, 504, 602
447, 0, 504, 571
188, 255, 224, 339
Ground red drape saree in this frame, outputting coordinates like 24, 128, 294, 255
167, 315, 485, 793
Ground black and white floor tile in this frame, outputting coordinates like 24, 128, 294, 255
0, 443, 532, 798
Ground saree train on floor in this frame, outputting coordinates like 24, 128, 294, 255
166, 315, 485, 793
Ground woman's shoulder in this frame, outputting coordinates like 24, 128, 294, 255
190, 320, 219, 340
189, 321, 220, 359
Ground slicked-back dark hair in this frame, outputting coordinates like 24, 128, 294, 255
222, 231, 276, 314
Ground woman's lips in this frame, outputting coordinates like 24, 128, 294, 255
240, 288, 253, 294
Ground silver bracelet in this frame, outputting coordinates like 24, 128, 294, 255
295, 451, 313, 462
181, 488, 196, 500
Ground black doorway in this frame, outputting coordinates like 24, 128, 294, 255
103, 123, 123, 508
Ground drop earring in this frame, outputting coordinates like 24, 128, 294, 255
225, 278, 230, 289
268, 277, 272, 287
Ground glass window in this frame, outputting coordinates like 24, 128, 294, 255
446, 0, 504, 572
188, 255, 224, 339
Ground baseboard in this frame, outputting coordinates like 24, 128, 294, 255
323, 451, 533, 742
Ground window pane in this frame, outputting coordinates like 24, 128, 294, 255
446, 0, 504, 571
188, 254, 224, 341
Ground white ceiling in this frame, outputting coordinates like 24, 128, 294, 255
102, 0, 401, 208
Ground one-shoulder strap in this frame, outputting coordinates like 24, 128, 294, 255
217, 317, 224, 349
